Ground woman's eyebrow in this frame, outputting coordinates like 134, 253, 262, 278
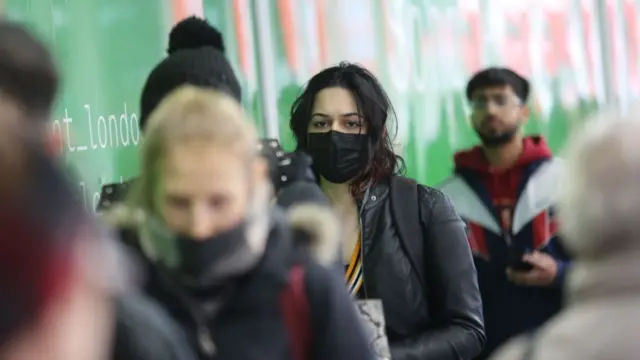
311, 112, 361, 118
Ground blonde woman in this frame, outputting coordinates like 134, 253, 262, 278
107, 85, 373, 360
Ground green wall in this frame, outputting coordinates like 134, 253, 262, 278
203, 0, 266, 135
257, 0, 610, 185
5, 0, 169, 211
5, 0, 639, 212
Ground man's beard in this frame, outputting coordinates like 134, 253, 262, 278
475, 126, 519, 148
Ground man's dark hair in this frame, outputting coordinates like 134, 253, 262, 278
465, 67, 530, 103
0, 21, 59, 121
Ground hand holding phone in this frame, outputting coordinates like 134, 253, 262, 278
506, 245, 534, 271
506, 251, 560, 287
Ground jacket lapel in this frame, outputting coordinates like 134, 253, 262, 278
512, 158, 564, 235
440, 174, 501, 235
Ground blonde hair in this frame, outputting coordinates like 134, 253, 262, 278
127, 85, 258, 214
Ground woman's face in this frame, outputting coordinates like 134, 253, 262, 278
308, 87, 368, 135
157, 142, 260, 239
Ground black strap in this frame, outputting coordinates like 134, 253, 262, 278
389, 176, 425, 289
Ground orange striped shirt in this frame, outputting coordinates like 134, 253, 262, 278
345, 233, 363, 296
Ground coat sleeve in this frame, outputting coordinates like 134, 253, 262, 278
390, 186, 486, 360
544, 234, 573, 288
543, 206, 573, 289
305, 264, 376, 360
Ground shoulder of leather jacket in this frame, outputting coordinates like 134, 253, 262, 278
415, 184, 466, 229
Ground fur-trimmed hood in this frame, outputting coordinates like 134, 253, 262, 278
100, 201, 341, 268
285, 203, 340, 266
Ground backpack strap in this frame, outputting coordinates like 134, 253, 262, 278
280, 265, 311, 360
389, 176, 426, 289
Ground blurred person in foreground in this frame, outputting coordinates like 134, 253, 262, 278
0, 20, 197, 360
0, 20, 93, 193
0, 97, 114, 360
98, 16, 324, 213
491, 111, 640, 360
105, 85, 373, 360
440, 67, 570, 358
0, 20, 61, 155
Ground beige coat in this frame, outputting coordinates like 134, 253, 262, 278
490, 250, 640, 360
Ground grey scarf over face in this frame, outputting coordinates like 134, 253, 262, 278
137, 181, 273, 287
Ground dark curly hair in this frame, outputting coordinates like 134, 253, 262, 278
289, 62, 405, 199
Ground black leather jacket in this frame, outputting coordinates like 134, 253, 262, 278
360, 177, 485, 360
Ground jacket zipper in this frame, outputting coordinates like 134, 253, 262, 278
359, 215, 368, 299
358, 187, 371, 299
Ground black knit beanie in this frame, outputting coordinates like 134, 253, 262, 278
139, 16, 242, 130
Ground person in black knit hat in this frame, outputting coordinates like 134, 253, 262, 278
98, 16, 242, 211
139, 16, 242, 126
99, 17, 330, 223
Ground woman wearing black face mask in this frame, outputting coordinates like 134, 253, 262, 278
290, 62, 486, 360
105, 86, 374, 360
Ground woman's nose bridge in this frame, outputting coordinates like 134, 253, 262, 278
188, 204, 214, 238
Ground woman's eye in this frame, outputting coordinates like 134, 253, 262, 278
166, 196, 189, 209
312, 121, 327, 128
208, 196, 228, 209
347, 121, 362, 129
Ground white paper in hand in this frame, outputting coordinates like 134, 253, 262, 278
355, 299, 391, 360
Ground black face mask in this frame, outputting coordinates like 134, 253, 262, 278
176, 220, 253, 285
306, 131, 368, 184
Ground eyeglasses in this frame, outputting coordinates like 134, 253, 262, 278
469, 95, 523, 111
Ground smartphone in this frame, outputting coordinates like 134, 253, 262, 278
506, 245, 533, 271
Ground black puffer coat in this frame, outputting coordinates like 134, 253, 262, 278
113, 291, 198, 360
110, 207, 374, 360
